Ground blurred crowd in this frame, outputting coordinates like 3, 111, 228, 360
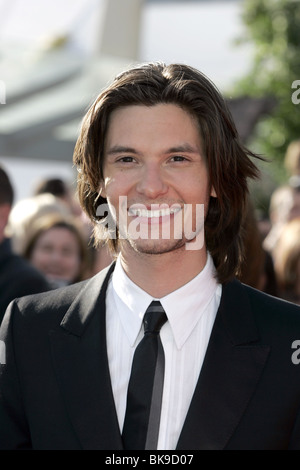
0, 170, 112, 324
0, 138, 300, 324
238, 138, 300, 306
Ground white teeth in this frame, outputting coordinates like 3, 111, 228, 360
128, 207, 181, 218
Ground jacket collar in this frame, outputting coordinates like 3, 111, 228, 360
60, 262, 116, 336
217, 278, 260, 345
61, 266, 259, 344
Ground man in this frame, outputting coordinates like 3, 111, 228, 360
0, 166, 50, 325
1, 62, 300, 450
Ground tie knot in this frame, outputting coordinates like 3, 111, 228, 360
143, 301, 167, 335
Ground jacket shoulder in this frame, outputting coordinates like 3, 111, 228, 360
220, 279, 300, 347
16, 279, 88, 310
242, 282, 300, 313
5, 262, 115, 325
240, 281, 300, 332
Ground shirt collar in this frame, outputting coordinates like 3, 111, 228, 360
112, 257, 153, 347
111, 253, 220, 349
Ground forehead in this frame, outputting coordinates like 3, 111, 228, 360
37, 226, 77, 242
105, 103, 201, 145
108, 102, 196, 122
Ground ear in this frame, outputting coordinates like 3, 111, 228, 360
210, 186, 217, 198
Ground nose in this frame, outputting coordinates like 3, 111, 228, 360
136, 163, 168, 199
49, 250, 63, 264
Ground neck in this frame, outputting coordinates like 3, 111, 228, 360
119, 244, 208, 298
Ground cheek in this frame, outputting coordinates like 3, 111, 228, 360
187, 179, 211, 207
187, 187, 211, 233
99, 172, 116, 198
204, 191, 212, 215
31, 247, 45, 262
104, 176, 134, 214
65, 256, 81, 273
102, 172, 123, 189
103, 170, 137, 197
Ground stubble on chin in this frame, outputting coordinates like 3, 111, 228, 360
120, 236, 187, 256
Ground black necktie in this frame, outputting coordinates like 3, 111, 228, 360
122, 301, 167, 450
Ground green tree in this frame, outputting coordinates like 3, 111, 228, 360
231, 0, 300, 185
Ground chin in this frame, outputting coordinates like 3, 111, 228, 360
127, 238, 187, 255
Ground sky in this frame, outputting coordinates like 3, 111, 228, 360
141, 0, 252, 89
0, 0, 251, 89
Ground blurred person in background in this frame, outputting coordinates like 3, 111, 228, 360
264, 140, 300, 259
273, 217, 300, 305
0, 165, 50, 324
6, 192, 70, 255
263, 184, 300, 255
33, 177, 83, 218
33, 176, 112, 274
238, 198, 278, 297
22, 213, 90, 288
284, 139, 300, 189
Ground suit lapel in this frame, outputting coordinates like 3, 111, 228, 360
49, 262, 123, 450
176, 280, 270, 450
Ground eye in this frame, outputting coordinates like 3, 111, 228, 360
39, 244, 53, 254
170, 155, 188, 162
117, 156, 136, 163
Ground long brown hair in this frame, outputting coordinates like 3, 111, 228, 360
73, 62, 262, 283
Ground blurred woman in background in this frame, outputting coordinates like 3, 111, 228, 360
273, 217, 300, 305
22, 214, 90, 288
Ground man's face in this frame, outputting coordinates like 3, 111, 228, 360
100, 103, 215, 256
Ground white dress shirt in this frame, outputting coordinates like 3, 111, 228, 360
105, 253, 222, 450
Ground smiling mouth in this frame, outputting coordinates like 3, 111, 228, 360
128, 206, 182, 218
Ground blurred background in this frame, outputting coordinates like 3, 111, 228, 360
0, 0, 299, 211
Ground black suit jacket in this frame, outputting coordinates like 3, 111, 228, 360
1, 262, 300, 450
0, 238, 51, 325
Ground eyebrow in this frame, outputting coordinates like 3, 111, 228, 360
106, 146, 138, 156
166, 144, 199, 154
106, 143, 199, 156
